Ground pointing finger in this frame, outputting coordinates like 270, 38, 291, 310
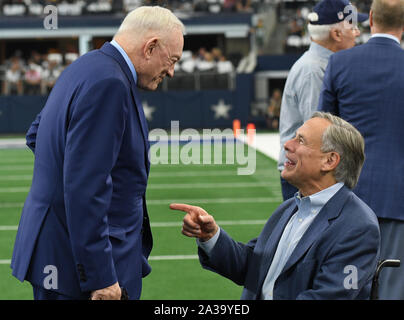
169, 203, 195, 213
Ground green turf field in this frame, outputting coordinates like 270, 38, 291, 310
0, 141, 282, 300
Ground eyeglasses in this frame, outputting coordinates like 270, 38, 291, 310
158, 41, 179, 68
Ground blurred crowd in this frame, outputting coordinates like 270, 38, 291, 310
0, 46, 236, 95
1, 50, 78, 95
177, 47, 234, 74
0, 0, 269, 15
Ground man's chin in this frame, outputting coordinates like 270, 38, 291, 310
138, 82, 159, 91
281, 171, 294, 185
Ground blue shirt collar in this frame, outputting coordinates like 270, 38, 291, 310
294, 182, 344, 217
110, 39, 138, 85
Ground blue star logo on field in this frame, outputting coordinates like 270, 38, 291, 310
142, 101, 156, 121
211, 99, 232, 120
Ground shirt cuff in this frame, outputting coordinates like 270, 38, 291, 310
196, 228, 221, 257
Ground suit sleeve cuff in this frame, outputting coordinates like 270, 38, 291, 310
196, 228, 221, 257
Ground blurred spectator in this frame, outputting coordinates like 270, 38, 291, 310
180, 51, 197, 73
222, 0, 237, 12
217, 55, 234, 74
223, 0, 252, 13
235, 0, 252, 12
3, 56, 23, 95
265, 88, 281, 130
196, 51, 216, 71
23, 59, 42, 95
41, 56, 64, 94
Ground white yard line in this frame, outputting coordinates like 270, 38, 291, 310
0, 182, 282, 193
0, 255, 202, 264
149, 255, 198, 261
0, 166, 33, 171
0, 175, 33, 181
0, 197, 281, 209
0, 219, 267, 232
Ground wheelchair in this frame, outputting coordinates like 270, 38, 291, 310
370, 259, 401, 300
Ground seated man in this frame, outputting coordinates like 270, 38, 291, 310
170, 112, 380, 300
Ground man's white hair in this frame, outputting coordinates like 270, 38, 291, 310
307, 22, 342, 41
115, 6, 185, 38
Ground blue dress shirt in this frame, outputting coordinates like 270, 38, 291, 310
110, 39, 138, 85
198, 182, 344, 299
260, 182, 344, 299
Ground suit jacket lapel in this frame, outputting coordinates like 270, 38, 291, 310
131, 85, 151, 173
281, 186, 351, 273
100, 42, 150, 173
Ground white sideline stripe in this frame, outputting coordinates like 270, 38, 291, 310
0, 166, 33, 171
0, 256, 199, 265
0, 160, 33, 164
0, 175, 32, 181
0, 187, 30, 192
0, 220, 268, 232
0, 197, 282, 209
0, 226, 18, 231
0, 183, 282, 193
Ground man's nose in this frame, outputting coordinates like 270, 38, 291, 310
284, 138, 293, 152
167, 66, 175, 78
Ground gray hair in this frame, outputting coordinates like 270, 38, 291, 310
311, 112, 365, 189
307, 21, 348, 41
115, 6, 185, 38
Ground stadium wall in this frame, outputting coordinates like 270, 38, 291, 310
0, 74, 253, 134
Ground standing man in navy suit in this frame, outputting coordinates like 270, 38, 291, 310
171, 112, 380, 300
318, 0, 404, 300
11, 6, 184, 300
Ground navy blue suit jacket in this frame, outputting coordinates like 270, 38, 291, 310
318, 37, 404, 221
11, 42, 153, 299
199, 186, 380, 299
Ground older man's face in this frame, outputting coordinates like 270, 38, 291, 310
339, 21, 361, 50
281, 117, 332, 196
139, 28, 184, 91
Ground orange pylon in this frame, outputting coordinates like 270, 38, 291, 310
233, 119, 241, 138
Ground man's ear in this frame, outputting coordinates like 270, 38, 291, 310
330, 28, 342, 42
369, 10, 373, 28
322, 151, 340, 172
144, 37, 159, 60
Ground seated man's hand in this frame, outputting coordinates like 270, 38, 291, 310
170, 203, 219, 242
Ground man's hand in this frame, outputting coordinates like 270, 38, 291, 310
170, 203, 218, 242
91, 282, 121, 300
